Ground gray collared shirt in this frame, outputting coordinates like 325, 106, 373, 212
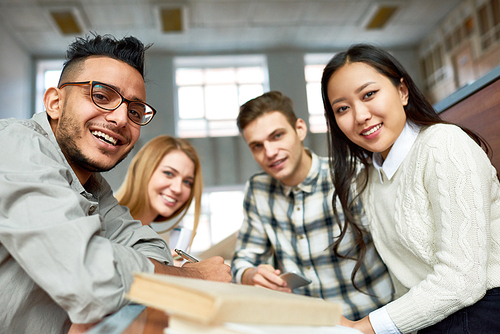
0, 112, 172, 334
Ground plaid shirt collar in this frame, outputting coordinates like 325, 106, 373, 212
282, 149, 318, 196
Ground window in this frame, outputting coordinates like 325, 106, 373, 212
477, 0, 500, 50
36, 60, 64, 114
174, 55, 269, 138
304, 53, 334, 133
443, 15, 473, 53
421, 46, 445, 90
151, 186, 245, 254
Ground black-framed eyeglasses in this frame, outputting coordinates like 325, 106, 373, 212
58, 81, 156, 126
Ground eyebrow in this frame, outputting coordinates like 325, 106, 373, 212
330, 82, 376, 107
162, 165, 194, 180
102, 82, 144, 102
248, 128, 285, 147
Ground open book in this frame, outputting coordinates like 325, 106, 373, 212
126, 272, 342, 326
166, 316, 362, 334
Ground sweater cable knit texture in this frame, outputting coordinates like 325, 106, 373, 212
362, 124, 500, 333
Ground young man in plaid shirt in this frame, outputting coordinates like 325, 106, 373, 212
231, 91, 394, 320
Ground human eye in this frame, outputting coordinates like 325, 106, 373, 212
251, 143, 262, 151
92, 85, 114, 104
364, 90, 378, 99
163, 171, 174, 177
274, 132, 283, 140
183, 179, 194, 187
336, 106, 349, 114
128, 103, 146, 123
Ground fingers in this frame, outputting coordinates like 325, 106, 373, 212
183, 256, 232, 282
247, 264, 290, 292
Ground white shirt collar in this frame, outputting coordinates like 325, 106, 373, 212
372, 122, 421, 183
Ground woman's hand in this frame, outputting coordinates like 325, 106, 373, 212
340, 315, 375, 334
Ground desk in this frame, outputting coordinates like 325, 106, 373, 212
87, 305, 169, 334
88, 304, 361, 334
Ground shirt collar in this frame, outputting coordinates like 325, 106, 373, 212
372, 121, 421, 183
33, 112, 101, 196
282, 149, 318, 196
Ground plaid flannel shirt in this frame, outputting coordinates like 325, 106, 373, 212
231, 151, 394, 320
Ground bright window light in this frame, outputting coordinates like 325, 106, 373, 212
304, 54, 335, 133
179, 187, 245, 254
36, 60, 64, 114
174, 55, 269, 138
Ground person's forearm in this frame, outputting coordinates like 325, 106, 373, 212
150, 259, 200, 278
149, 257, 232, 282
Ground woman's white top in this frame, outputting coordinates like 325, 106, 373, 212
364, 122, 500, 333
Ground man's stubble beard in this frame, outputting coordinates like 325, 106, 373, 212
56, 112, 133, 173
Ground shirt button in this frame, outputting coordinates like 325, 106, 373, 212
298, 235, 304, 240
89, 205, 96, 214
296, 207, 301, 211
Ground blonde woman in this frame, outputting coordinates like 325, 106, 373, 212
116, 135, 203, 253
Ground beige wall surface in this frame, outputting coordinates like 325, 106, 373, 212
0, 21, 31, 120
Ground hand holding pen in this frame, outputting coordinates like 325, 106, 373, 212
168, 250, 232, 282
174, 248, 200, 263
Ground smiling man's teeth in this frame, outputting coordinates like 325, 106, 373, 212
362, 124, 382, 136
162, 194, 176, 203
92, 131, 118, 145
271, 159, 285, 167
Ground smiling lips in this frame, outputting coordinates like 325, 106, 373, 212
270, 158, 286, 168
91, 130, 119, 146
161, 194, 177, 204
361, 123, 382, 136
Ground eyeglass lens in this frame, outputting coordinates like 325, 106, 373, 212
92, 83, 153, 125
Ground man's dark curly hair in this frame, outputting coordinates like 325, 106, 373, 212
58, 33, 152, 85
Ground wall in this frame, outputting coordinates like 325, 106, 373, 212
0, 22, 31, 120
438, 66, 500, 173
0, 28, 422, 191
419, 0, 500, 105
104, 47, 422, 191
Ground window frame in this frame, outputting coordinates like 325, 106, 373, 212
173, 55, 269, 138
35, 59, 64, 114
303, 53, 335, 133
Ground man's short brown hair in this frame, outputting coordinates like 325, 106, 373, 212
237, 91, 298, 132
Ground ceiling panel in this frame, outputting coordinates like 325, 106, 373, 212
0, 5, 53, 31
300, 1, 370, 25
191, 1, 255, 27
0, 0, 465, 57
250, 2, 306, 25
85, 3, 154, 29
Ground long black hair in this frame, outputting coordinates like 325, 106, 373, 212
320, 44, 489, 292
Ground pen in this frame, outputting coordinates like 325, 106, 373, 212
174, 249, 200, 263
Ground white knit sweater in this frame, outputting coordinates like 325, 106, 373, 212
362, 124, 500, 333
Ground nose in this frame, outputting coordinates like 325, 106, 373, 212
263, 141, 278, 158
105, 103, 129, 127
354, 102, 371, 125
170, 177, 183, 194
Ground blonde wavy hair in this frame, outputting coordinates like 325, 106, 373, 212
115, 135, 203, 246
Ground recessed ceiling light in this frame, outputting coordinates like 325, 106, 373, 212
50, 10, 82, 35
160, 7, 184, 32
366, 5, 398, 29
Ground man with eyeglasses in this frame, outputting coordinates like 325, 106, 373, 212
0, 34, 231, 334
